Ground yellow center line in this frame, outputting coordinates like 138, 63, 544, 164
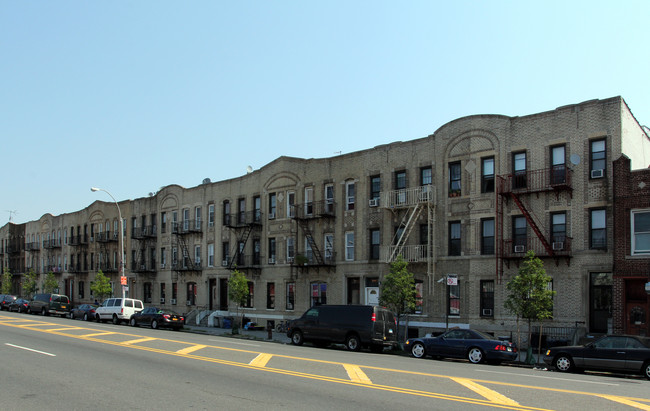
451, 377, 519, 406
80, 332, 118, 338
598, 394, 650, 411
249, 353, 273, 368
46, 327, 84, 332
176, 344, 207, 355
343, 364, 372, 384
122, 337, 157, 345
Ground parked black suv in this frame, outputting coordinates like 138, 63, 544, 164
27, 293, 71, 317
287, 305, 397, 352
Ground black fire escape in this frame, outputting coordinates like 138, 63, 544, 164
131, 225, 157, 275
496, 166, 573, 283
172, 219, 203, 274
290, 200, 336, 271
96, 230, 119, 273
225, 210, 262, 273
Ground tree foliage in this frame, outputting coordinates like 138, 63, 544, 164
1, 267, 12, 295
379, 255, 417, 340
42, 272, 59, 294
91, 270, 113, 302
227, 269, 249, 332
23, 269, 38, 298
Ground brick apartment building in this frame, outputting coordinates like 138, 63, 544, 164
2, 96, 649, 338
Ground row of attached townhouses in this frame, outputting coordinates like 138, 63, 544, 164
2, 96, 650, 339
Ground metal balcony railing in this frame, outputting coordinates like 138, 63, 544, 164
291, 200, 336, 219
498, 167, 572, 195
380, 185, 435, 209
502, 236, 572, 258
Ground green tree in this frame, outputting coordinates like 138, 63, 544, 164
90, 270, 113, 302
379, 255, 417, 341
1, 267, 12, 295
504, 250, 555, 362
227, 269, 249, 334
42, 272, 59, 294
23, 269, 38, 298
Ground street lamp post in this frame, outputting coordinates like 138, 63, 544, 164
91, 187, 126, 299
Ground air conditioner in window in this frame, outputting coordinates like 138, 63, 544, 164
482, 308, 493, 317
268, 212, 276, 220
186, 300, 192, 306
160, 263, 166, 269
268, 257, 276, 264
160, 298, 165, 304
552, 242, 564, 251
287, 257, 294, 263
221, 260, 229, 267
368, 199, 379, 207
170, 298, 177, 305
591, 169, 604, 179
140, 264, 146, 270
514, 245, 525, 253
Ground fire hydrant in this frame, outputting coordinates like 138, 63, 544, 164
267, 322, 273, 340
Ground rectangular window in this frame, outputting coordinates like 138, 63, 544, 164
414, 280, 423, 314
267, 282, 275, 309
223, 201, 231, 225
590, 139, 606, 178
395, 170, 407, 204
370, 175, 381, 201
287, 191, 295, 218
238, 198, 246, 224
551, 144, 566, 185
253, 239, 261, 265
222, 242, 230, 265
345, 232, 355, 261
194, 246, 201, 265
172, 247, 178, 266
324, 184, 334, 213
208, 244, 214, 267
449, 162, 461, 196
195, 207, 201, 229
631, 210, 650, 255
513, 152, 527, 189
244, 282, 254, 308
324, 234, 333, 263
481, 157, 495, 193
208, 204, 215, 227
268, 237, 276, 262
253, 196, 261, 223
420, 167, 432, 186
448, 221, 461, 256
161, 248, 166, 267
448, 277, 460, 316
480, 280, 494, 317
513, 216, 527, 251
286, 237, 295, 262
481, 218, 495, 255
286, 282, 295, 310
183, 208, 190, 231
347, 277, 360, 304
310, 282, 327, 306
346, 181, 355, 210
370, 229, 380, 260
172, 282, 178, 300
304, 187, 314, 216
551, 212, 567, 246
590, 209, 606, 249
269, 193, 277, 219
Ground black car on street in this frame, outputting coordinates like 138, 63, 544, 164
543, 335, 650, 379
8, 298, 29, 313
69, 304, 99, 321
129, 307, 184, 330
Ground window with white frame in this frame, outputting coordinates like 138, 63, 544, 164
345, 231, 354, 261
346, 181, 355, 210
325, 184, 334, 213
287, 191, 295, 218
208, 204, 215, 227
208, 244, 214, 267
632, 210, 650, 255
286, 237, 295, 262
324, 234, 333, 263
590, 209, 606, 249
195, 206, 202, 229
590, 139, 606, 178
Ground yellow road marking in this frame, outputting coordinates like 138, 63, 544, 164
46, 327, 83, 332
80, 332, 117, 338
599, 394, 650, 411
176, 344, 207, 355
452, 377, 519, 406
249, 353, 273, 367
344, 364, 372, 384
122, 337, 157, 345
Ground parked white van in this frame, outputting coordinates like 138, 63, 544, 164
95, 298, 144, 324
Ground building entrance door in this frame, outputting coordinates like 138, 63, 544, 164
625, 279, 649, 336
219, 278, 228, 311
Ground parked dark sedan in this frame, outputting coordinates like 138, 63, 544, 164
129, 307, 184, 330
69, 304, 99, 321
405, 328, 518, 364
8, 298, 29, 313
0, 294, 17, 310
544, 335, 650, 379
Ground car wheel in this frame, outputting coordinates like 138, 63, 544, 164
345, 334, 361, 352
468, 347, 484, 364
130, 317, 137, 327
642, 361, 650, 380
151, 319, 159, 329
291, 330, 304, 346
411, 342, 426, 358
95, 314, 101, 322
554, 355, 574, 372
112, 314, 120, 325
83, 313, 88, 321
41, 308, 47, 316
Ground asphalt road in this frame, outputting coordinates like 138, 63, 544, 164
1, 311, 649, 411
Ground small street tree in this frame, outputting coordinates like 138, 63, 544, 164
23, 269, 38, 298
504, 250, 555, 362
379, 255, 417, 341
1, 267, 12, 295
227, 269, 249, 334
42, 272, 59, 294
90, 270, 112, 302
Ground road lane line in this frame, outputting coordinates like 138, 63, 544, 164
46, 327, 83, 332
451, 377, 519, 406
475, 369, 620, 386
80, 331, 118, 338
176, 344, 207, 355
207, 338, 261, 347
598, 394, 650, 411
122, 337, 157, 345
344, 364, 372, 384
5, 343, 56, 357
250, 353, 273, 367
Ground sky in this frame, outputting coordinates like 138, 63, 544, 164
2, 1, 649, 225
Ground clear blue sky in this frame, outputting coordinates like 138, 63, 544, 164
2, 1, 649, 224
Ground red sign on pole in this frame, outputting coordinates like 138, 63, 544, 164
120, 276, 127, 285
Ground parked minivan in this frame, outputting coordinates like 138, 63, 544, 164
95, 297, 144, 324
287, 305, 397, 352
27, 293, 71, 317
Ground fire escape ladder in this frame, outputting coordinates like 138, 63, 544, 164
496, 186, 503, 284
509, 192, 554, 256
175, 233, 195, 271
296, 219, 324, 265
388, 205, 423, 262
228, 225, 254, 269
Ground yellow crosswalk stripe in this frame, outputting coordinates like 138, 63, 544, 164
80, 332, 117, 338
249, 353, 273, 367
122, 337, 157, 345
46, 327, 82, 332
176, 345, 207, 355
451, 377, 519, 406
343, 364, 372, 384
599, 394, 650, 411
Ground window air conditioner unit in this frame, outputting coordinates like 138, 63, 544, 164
186, 300, 192, 306
368, 199, 379, 207
140, 265, 146, 270
160, 263, 166, 269
287, 257, 294, 263
482, 308, 493, 317
268, 212, 276, 220
591, 169, 604, 179
514, 245, 525, 253
170, 299, 177, 305
222, 260, 229, 267
160, 298, 165, 304
552, 242, 564, 251
268, 257, 276, 264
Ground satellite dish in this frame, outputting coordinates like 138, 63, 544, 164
202, 178, 211, 184
148, 192, 154, 197
246, 165, 253, 174
570, 154, 581, 165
